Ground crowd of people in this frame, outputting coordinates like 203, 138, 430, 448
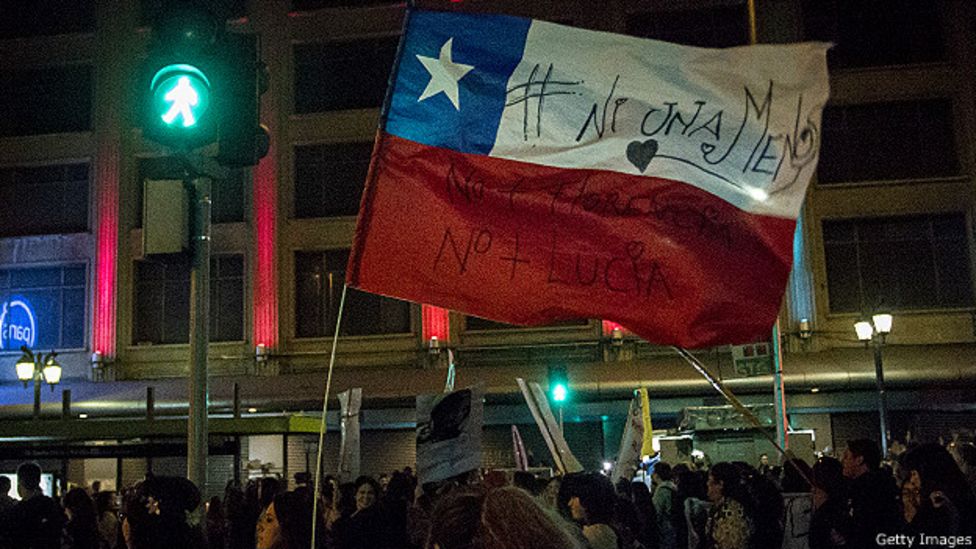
0, 437, 973, 549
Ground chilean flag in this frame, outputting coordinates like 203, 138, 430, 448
348, 9, 830, 348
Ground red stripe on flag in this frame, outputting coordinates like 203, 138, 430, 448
349, 133, 796, 348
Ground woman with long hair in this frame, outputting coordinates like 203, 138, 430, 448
120, 476, 206, 549
63, 487, 100, 549
900, 443, 976, 536
427, 485, 584, 549
704, 463, 754, 549
255, 490, 325, 549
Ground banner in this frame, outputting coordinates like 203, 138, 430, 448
416, 384, 484, 484
516, 378, 582, 474
612, 393, 645, 485
337, 388, 362, 482
511, 425, 529, 471
348, 9, 830, 348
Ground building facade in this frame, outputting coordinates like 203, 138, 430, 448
0, 0, 974, 490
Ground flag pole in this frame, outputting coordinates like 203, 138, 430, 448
745, 0, 792, 455
310, 283, 348, 549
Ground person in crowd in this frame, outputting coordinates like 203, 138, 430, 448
119, 475, 206, 549
0, 461, 65, 549
90, 481, 102, 496
223, 480, 253, 549
382, 471, 415, 549
257, 477, 282, 512
741, 463, 783, 549
205, 495, 227, 549
899, 442, 976, 536
560, 472, 619, 549
93, 491, 119, 549
426, 485, 585, 549
0, 477, 15, 516
949, 441, 976, 496
62, 487, 100, 549
628, 481, 659, 549
841, 438, 902, 547
780, 459, 813, 549
256, 490, 325, 549
651, 462, 679, 549
808, 457, 850, 549
678, 470, 710, 549
332, 476, 389, 549
757, 454, 773, 477
704, 462, 753, 549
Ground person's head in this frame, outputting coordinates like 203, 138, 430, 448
899, 442, 972, 506
0, 476, 10, 496
707, 462, 747, 505
426, 485, 584, 549
256, 477, 282, 510
353, 476, 380, 512
812, 456, 846, 500
652, 462, 673, 483
94, 491, 117, 516
677, 469, 708, 501
256, 490, 323, 549
63, 487, 97, 523
542, 476, 560, 509
15, 461, 41, 497
781, 458, 813, 493
121, 475, 202, 549
842, 438, 880, 478
378, 473, 390, 491
91, 480, 102, 493
561, 472, 616, 525
759, 454, 769, 466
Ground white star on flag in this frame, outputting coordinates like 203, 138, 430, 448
416, 38, 474, 110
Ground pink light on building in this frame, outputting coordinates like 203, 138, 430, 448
253, 141, 279, 349
422, 304, 450, 343
92, 143, 120, 358
602, 320, 627, 337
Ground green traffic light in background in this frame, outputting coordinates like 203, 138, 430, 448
150, 64, 211, 129
552, 382, 568, 403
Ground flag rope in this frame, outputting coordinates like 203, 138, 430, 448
310, 283, 348, 549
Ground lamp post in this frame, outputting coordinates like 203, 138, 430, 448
15, 346, 63, 419
854, 313, 893, 458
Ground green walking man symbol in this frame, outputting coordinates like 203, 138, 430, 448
161, 76, 200, 127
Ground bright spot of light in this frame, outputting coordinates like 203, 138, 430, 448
247, 407, 258, 413
691, 449, 705, 459
746, 186, 769, 202
79, 414, 88, 419
603, 461, 613, 471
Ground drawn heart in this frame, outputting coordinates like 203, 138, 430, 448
626, 139, 659, 173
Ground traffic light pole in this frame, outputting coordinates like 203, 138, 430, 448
187, 175, 211, 497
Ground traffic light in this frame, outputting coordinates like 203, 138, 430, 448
216, 33, 270, 167
548, 365, 570, 403
139, 3, 269, 166
139, 4, 222, 150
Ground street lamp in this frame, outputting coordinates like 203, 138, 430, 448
854, 313, 893, 458
14, 346, 62, 419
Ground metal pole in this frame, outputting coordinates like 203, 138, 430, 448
33, 373, 41, 419
62, 390, 71, 419
772, 320, 789, 451
873, 343, 889, 458
187, 176, 211, 494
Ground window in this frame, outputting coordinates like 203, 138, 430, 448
294, 37, 399, 113
626, 5, 749, 48
0, 1, 95, 39
133, 255, 244, 344
823, 214, 973, 313
0, 264, 86, 350
0, 163, 89, 237
818, 100, 960, 184
801, 0, 945, 69
294, 143, 372, 218
465, 316, 589, 331
0, 65, 93, 137
136, 158, 245, 225
295, 250, 411, 337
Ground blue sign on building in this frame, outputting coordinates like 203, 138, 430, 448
0, 296, 37, 350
